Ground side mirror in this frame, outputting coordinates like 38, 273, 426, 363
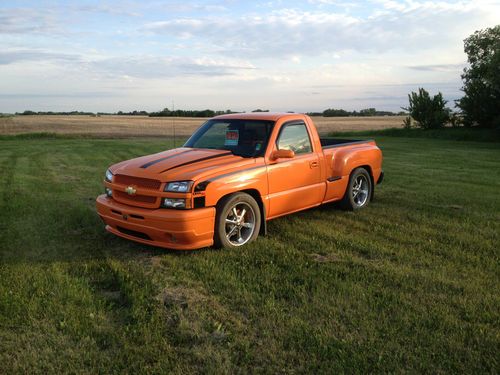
271, 149, 295, 160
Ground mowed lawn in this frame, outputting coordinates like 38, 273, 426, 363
0, 134, 498, 373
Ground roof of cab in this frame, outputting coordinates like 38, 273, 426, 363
212, 112, 305, 121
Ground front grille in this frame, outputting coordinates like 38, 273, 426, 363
114, 190, 157, 204
114, 174, 161, 190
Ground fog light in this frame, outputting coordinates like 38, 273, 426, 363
162, 198, 186, 209
105, 187, 113, 197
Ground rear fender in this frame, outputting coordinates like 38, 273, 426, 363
331, 145, 382, 180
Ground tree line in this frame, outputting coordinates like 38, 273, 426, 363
148, 108, 238, 117
13, 107, 402, 117
307, 108, 403, 117
16, 110, 97, 116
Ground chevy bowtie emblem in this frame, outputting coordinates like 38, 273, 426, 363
125, 186, 137, 195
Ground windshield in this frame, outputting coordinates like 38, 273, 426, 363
183, 119, 275, 157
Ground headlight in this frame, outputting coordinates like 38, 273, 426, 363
164, 181, 193, 193
162, 198, 186, 209
105, 169, 113, 182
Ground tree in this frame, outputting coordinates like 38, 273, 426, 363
323, 108, 350, 117
404, 88, 450, 129
456, 25, 500, 128
359, 108, 377, 116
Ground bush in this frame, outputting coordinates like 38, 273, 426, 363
449, 113, 463, 128
456, 25, 500, 128
402, 116, 413, 129
403, 88, 450, 129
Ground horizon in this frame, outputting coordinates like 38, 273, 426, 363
1, 1, 499, 113
8, 107, 405, 115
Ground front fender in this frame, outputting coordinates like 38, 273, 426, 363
199, 165, 268, 208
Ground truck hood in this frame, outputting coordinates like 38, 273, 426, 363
109, 147, 258, 182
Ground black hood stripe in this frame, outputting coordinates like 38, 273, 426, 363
158, 151, 233, 174
140, 149, 193, 169
206, 165, 265, 182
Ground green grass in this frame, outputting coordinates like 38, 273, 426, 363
0, 136, 499, 373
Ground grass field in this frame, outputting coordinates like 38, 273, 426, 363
0, 115, 405, 137
0, 133, 499, 373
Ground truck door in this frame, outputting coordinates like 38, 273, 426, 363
266, 121, 323, 218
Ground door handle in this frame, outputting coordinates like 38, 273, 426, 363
309, 161, 319, 168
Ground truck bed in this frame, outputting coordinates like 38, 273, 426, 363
319, 138, 373, 149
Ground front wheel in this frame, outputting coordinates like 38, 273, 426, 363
340, 168, 372, 210
214, 193, 261, 249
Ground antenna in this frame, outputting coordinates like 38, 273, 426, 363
172, 99, 176, 148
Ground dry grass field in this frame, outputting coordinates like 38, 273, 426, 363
0, 115, 405, 137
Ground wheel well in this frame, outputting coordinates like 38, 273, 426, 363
216, 189, 267, 236
355, 165, 375, 200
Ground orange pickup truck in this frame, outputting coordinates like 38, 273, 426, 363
96, 113, 383, 250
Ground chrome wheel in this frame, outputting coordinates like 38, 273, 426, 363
215, 193, 262, 249
224, 202, 256, 246
352, 175, 369, 206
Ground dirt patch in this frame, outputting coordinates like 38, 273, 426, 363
156, 285, 234, 344
100, 290, 122, 302
157, 286, 201, 309
150, 256, 163, 268
310, 253, 340, 263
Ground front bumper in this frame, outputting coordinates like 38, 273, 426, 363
96, 195, 215, 250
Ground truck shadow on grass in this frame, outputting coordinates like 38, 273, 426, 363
1, 190, 387, 268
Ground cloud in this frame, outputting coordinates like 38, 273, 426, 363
141, 11, 358, 58
1, 0, 497, 112
0, 92, 121, 98
0, 50, 80, 65
88, 56, 256, 79
0, 8, 60, 34
160, 2, 228, 13
408, 63, 465, 72
74, 4, 141, 17
0, 48, 255, 79
141, 2, 499, 58
71, 1, 229, 18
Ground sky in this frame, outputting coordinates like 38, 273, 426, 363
1, 0, 499, 113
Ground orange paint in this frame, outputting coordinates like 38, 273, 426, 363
96, 113, 383, 250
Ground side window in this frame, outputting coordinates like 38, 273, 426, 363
277, 123, 312, 154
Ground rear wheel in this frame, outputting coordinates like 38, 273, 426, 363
214, 193, 261, 248
340, 168, 372, 210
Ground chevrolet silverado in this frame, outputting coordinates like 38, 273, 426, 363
96, 113, 383, 250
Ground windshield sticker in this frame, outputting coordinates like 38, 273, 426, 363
225, 130, 239, 146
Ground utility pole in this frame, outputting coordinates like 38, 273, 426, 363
172, 99, 176, 148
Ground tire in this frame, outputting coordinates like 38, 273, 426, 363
340, 168, 373, 211
214, 193, 261, 249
